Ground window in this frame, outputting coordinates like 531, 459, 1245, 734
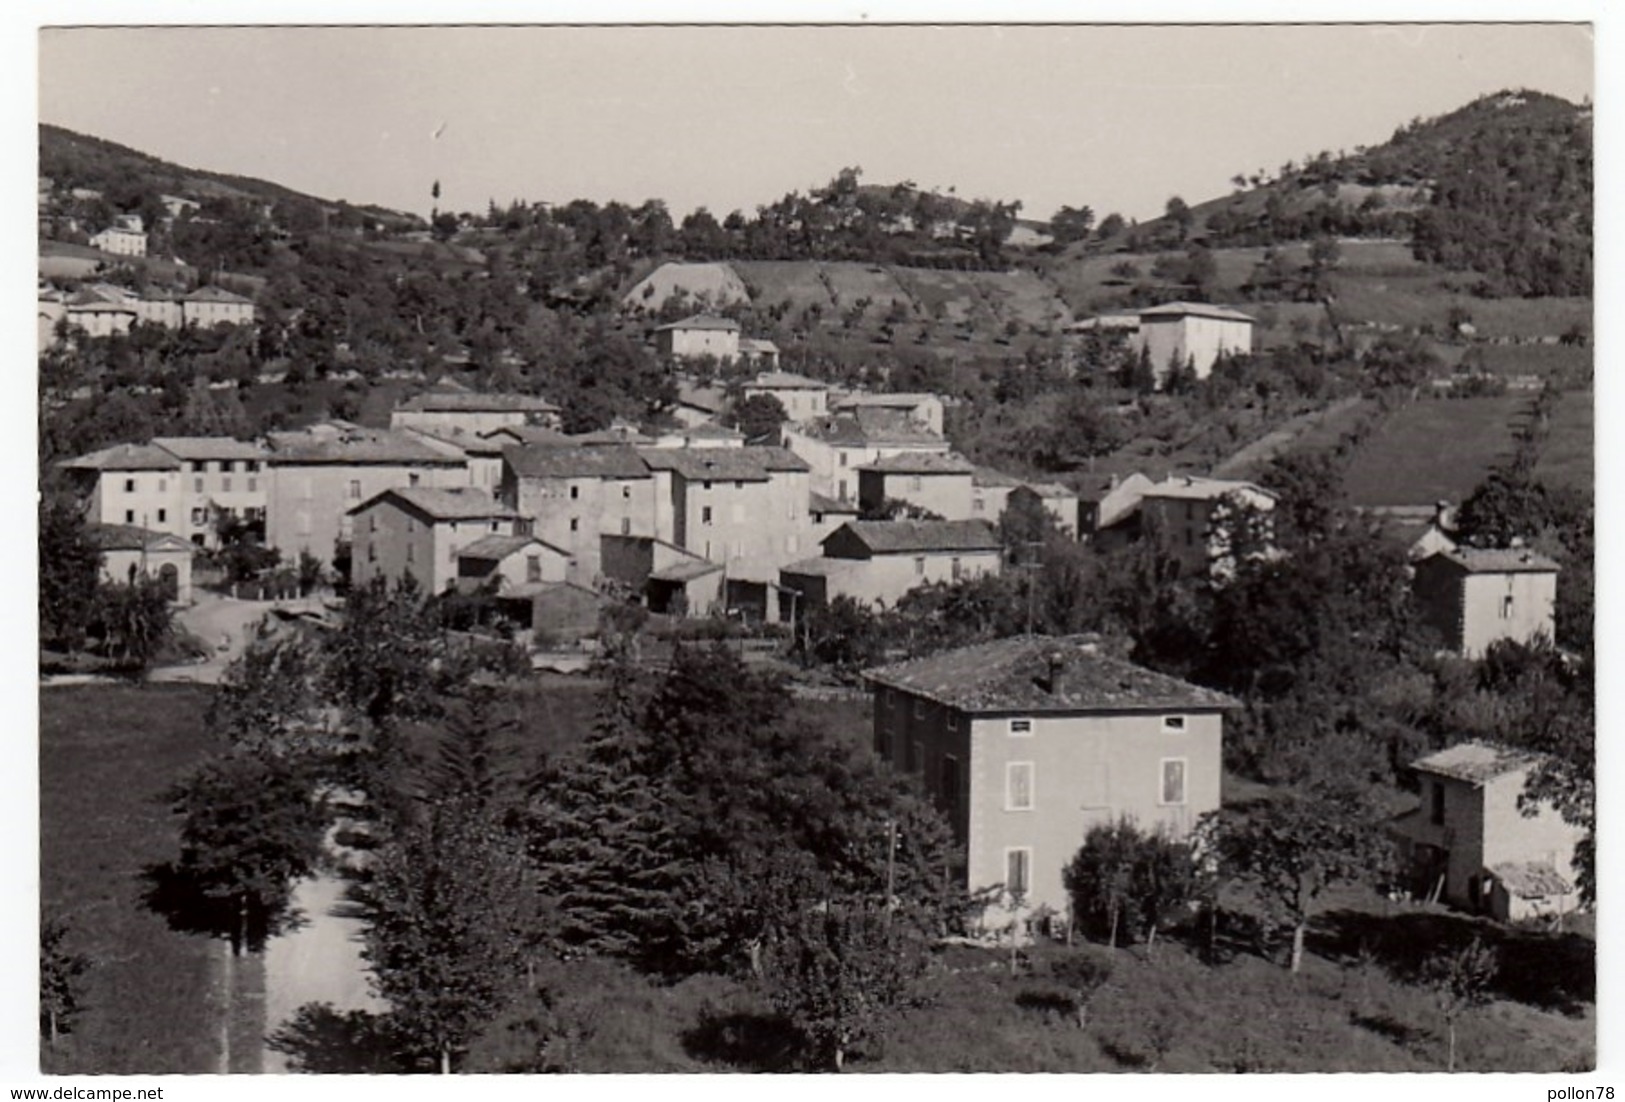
570, 484, 580, 500
951, 557, 962, 580
1160, 758, 1187, 805
1430, 782, 1446, 825
839, 453, 848, 467
1185, 529, 1194, 547
222, 460, 235, 474
702, 506, 713, 525
157, 508, 167, 523
222, 477, 232, 493
406, 517, 416, 534
124, 509, 135, 524
406, 543, 415, 563
885, 688, 898, 711
1004, 848, 1031, 897
1006, 762, 1035, 810
408, 473, 421, 487
973, 497, 984, 512
913, 698, 925, 720
367, 542, 377, 563
123, 478, 136, 492
1009, 718, 1033, 737
194, 477, 205, 494
369, 515, 378, 533
910, 476, 922, 492
526, 554, 542, 583
157, 478, 167, 493
1185, 502, 1194, 521
569, 517, 580, 533
909, 739, 923, 773
622, 484, 631, 500
191, 508, 206, 526
734, 480, 744, 490
703, 480, 713, 491
348, 480, 361, 500
1163, 715, 1187, 732
246, 460, 260, 473
621, 517, 631, 535
191, 461, 205, 474
942, 755, 961, 809
914, 556, 926, 576
247, 477, 257, 493
1501, 595, 1515, 620
838, 479, 848, 500
874, 727, 893, 760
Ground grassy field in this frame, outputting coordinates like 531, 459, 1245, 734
1343, 390, 1592, 507
38, 683, 223, 1074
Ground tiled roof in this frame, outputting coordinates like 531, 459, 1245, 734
62, 443, 180, 472
834, 392, 940, 408
1141, 475, 1276, 503
809, 491, 860, 514
1138, 301, 1256, 324
656, 313, 740, 332
792, 410, 947, 448
152, 436, 268, 461
864, 634, 1239, 714
1489, 861, 1574, 899
676, 383, 727, 413
183, 286, 254, 305
458, 534, 569, 561
856, 453, 974, 475
397, 390, 559, 414
637, 446, 809, 481
662, 422, 746, 440
1411, 741, 1539, 783
503, 444, 651, 480
267, 425, 462, 466
87, 523, 194, 553
571, 427, 656, 446
1432, 547, 1560, 574
353, 487, 518, 522
738, 338, 781, 355
1021, 481, 1076, 499
780, 556, 863, 577
748, 371, 826, 390
972, 466, 1022, 488
651, 558, 724, 583
481, 425, 572, 448
833, 519, 1002, 555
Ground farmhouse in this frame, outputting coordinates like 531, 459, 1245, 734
863, 635, 1236, 915
831, 391, 946, 435
151, 436, 270, 548
742, 371, 830, 423
60, 443, 184, 538
600, 534, 724, 616
349, 486, 525, 594
499, 445, 656, 585
856, 452, 975, 520
181, 286, 256, 328
391, 389, 563, 437
779, 518, 1001, 610
1411, 547, 1558, 658
1390, 742, 1585, 922
1135, 302, 1255, 382
782, 409, 951, 503
654, 314, 741, 362
1008, 482, 1081, 538
453, 533, 574, 594
1136, 475, 1277, 577
971, 466, 1022, 523
89, 226, 148, 258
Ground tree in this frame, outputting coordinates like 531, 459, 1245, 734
1208, 787, 1392, 972
761, 897, 927, 1071
207, 630, 334, 759
1131, 827, 1201, 956
1423, 936, 1498, 1071
39, 493, 102, 651
87, 577, 174, 665
797, 595, 886, 678
39, 914, 89, 1044
321, 574, 448, 734
1095, 213, 1126, 240
362, 797, 538, 1073
163, 750, 329, 955
428, 683, 531, 819
1063, 819, 1143, 948
727, 392, 788, 442
1164, 196, 1193, 242
1050, 205, 1096, 247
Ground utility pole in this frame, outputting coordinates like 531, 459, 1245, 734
884, 818, 897, 926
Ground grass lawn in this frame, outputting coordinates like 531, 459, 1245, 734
38, 683, 224, 1074
1344, 395, 1531, 507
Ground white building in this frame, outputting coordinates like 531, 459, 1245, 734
88, 226, 148, 258
1136, 302, 1255, 382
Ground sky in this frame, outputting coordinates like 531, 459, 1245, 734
36, 23, 1593, 224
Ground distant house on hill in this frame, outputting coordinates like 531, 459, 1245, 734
391, 389, 562, 438
655, 314, 741, 362
831, 391, 946, 435
856, 452, 975, 520
743, 371, 829, 423
1411, 546, 1558, 658
863, 634, 1237, 915
181, 286, 256, 328
1135, 301, 1255, 382
1136, 475, 1277, 578
89, 225, 147, 258
781, 410, 951, 503
1008, 482, 1081, 539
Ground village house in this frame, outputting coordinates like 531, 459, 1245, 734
638, 446, 814, 615
1078, 471, 1157, 546
1390, 742, 1585, 922
1136, 475, 1278, 577
778, 518, 1002, 611
782, 409, 952, 503
390, 388, 563, 438
500, 445, 657, 585
600, 534, 724, 616
971, 466, 1022, 524
88, 523, 195, 604
1135, 302, 1255, 382
264, 422, 469, 567
64, 299, 138, 340
454, 533, 574, 594
808, 491, 862, 547
831, 391, 947, 435
88, 225, 148, 258
741, 371, 830, 423
349, 486, 525, 594
655, 314, 741, 362
863, 635, 1236, 915
1411, 546, 1559, 658
737, 337, 782, 370
151, 436, 271, 548
1008, 482, 1081, 538
647, 422, 747, 449
180, 286, 257, 328
671, 380, 729, 428
856, 453, 976, 520
61, 443, 185, 539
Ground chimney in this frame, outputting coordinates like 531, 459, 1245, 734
1044, 649, 1069, 696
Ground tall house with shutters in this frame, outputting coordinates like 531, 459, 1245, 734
863, 635, 1236, 915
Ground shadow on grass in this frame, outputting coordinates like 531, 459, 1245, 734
1313, 908, 1594, 1015
681, 1009, 801, 1072
266, 1003, 419, 1074
1351, 1012, 1430, 1048
138, 862, 304, 951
